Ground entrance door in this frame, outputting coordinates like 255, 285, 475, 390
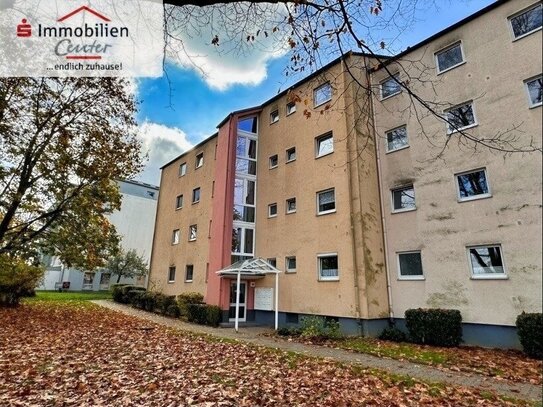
228, 281, 247, 322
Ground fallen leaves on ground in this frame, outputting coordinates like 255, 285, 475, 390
0, 302, 532, 406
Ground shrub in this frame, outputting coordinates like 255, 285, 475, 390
277, 327, 302, 337
405, 308, 462, 347
143, 291, 159, 312
379, 326, 408, 342
157, 294, 177, 316
124, 287, 146, 305
186, 303, 207, 324
111, 284, 129, 303
166, 303, 181, 318
205, 305, 222, 327
0, 255, 45, 306
178, 292, 204, 316
300, 315, 343, 339
516, 312, 543, 359
130, 291, 146, 309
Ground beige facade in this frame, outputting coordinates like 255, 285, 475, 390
149, 136, 217, 296
372, 0, 542, 328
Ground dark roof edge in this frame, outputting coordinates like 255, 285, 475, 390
372, 0, 511, 72
160, 132, 219, 170
216, 105, 262, 128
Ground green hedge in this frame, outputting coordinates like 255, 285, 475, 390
405, 308, 462, 347
186, 303, 222, 326
0, 255, 45, 306
379, 326, 408, 342
178, 292, 204, 316
111, 284, 130, 303
516, 312, 542, 359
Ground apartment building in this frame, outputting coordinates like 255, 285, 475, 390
149, 0, 542, 347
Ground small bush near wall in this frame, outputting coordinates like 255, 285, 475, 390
206, 305, 221, 327
379, 326, 408, 342
516, 312, 543, 359
405, 308, 462, 347
186, 303, 222, 326
178, 292, 204, 316
300, 316, 342, 339
125, 287, 146, 305
111, 284, 129, 303
0, 255, 45, 306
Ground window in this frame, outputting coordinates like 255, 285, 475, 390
509, 4, 542, 40
445, 102, 476, 133
232, 227, 254, 256
268, 203, 278, 218
380, 73, 401, 99
397, 252, 424, 280
235, 158, 257, 175
192, 187, 201, 204
525, 75, 542, 107
456, 169, 490, 201
172, 229, 180, 245
168, 266, 176, 283
286, 197, 296, 214
286, 101, 296, 115
317, 188, 336, 215
179, 162, 187, 176
286, 256, 297, 273
185, 265, 194, 282
189, 225, 197, 241
82, 272, 94, 290
315, 132, 333, 158
391, 185, 416, 212
269, 154, 278, 169
386, 126, 408, 152
238, 116, 258, 133
286, 147, 296, 162
175, 194, 183, 209
270, 109, 279, 124
435, 42, 464, 73
195, 153, 204, 169
267, 258, 277, 267
314, 82, 332, 107
468, 245, 506, 278
318, 254, 338, 281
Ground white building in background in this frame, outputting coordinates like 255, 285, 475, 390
39, 180, 159, 291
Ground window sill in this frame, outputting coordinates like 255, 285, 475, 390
380, 91, 401, 101
270, 120, 279, 125
458, 194, 492, 203
529, 102, 542, 109
448, 123, 478, 134
188, 239, 196, 242
385, 144, 410, 154
268, 215, 277, 219
317, 209, 336, 216
286, 211, 296, 215
436, 60, 466, 75
319, 277, 339, 282
185, 280, 193, 283
175, 207, 183, 211
167, 280, 175, 284
512, 27, 542, 42
195, 165, 203, 170
192, 201, 200, 205
285, 270, 297, 274
391, 207, 416, 214
471, 274, 509, 280
286, 159, 296, 164
315, 151, 334, 160
172, 242, 179, 246
269, 165, 278, 170
398, 276, 425, 281
286, 110, 296, 116
314, 98, 332, 109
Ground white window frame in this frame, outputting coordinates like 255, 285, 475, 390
444, 101, 478, 134
455, 168, 492, 202
172, 229, 180, 245
189, 225, 197, 242
285, 256, 297, 273
435, 41, 466, 74
317, 253, 339, 281
385, 125, 409, 153
391, 185, 416, 213
175, 194, 183, 210
380, 73, 401, 100
185, 265, 194, 282
508, 3, 542, 41
286, 101, 297, 115
316, 188, 336, 215
524, 74, 543, 108
179, 162, 187, 177
231, 226, 255, 257
268, 203, 278, 218
313, 82, 332, 107
270, 109, 279, 124
168, 266, 176, 283
397, 251, 424, 281
269, 154, 278, 169
195, 153, 204, 169
466, 244, 508, 280
286, 147, 296, 163
286, 197, 296, 214
315, 132, 334, 158
192, 187, 201, 204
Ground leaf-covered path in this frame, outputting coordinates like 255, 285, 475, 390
0, 301, 538, 406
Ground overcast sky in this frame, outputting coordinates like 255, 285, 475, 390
135, 0, 495, 186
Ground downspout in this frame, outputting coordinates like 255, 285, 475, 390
342, 58, 363, 333
367, 68, 394, 322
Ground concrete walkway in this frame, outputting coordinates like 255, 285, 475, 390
93, 300, 542, 402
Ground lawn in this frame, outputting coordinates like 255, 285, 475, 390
0, 302, 534, 406
26, 290, 112, 302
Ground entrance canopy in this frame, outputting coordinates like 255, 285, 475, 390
216, 258, 281, 331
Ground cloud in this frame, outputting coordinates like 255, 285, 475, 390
136, 121, 193, 185
165, 4, 288, 90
